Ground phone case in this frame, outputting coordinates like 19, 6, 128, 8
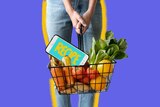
46, 35, 88, 65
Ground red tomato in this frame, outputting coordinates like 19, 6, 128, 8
87, 68, 99, 79
79, 77, 90, 84
72, 67, 86, 79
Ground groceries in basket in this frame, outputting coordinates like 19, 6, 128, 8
49, 56, 109, 94
46, 35, 88, 66
48, 31, 128, 94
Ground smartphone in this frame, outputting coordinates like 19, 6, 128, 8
46, 35, 88, 66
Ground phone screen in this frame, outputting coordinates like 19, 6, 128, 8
46, 35, 88, 66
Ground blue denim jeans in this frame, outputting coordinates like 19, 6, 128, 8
46, 0, 102, 107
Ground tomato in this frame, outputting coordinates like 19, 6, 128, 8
72, 67, 86, 79
79, 76, 90, 84
87, 67, 99, 79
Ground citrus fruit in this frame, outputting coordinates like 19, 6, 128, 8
97, 60, 114, 77
90, 76, 107, 91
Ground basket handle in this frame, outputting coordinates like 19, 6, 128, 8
77, 26, 84, 51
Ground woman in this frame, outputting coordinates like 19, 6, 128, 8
46, 0, 102, 106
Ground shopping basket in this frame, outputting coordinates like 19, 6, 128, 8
48, 29, 116, 95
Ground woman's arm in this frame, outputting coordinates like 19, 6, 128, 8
63, 0, 73, 16
63, 0, 87, 28
87, 0, 97, 17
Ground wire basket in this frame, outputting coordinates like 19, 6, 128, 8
48, 62, 116, 95
48, 28, 116, 94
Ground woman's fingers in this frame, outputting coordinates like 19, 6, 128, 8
76, 22, 81, 29
76, 22, 81, 34
77, 17, 87, 27
76, 22, 88, 34
76, 28, 80, 34
72, 20, 78, 28
74, 11, 87, 27
71, 11, 88, 34
82, 27, 87, 34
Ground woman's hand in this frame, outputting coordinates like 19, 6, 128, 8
63, 0, 87, 29
63, 0, 97, 34
69, 10, 87, 28
76, 11, 92, 34
76, 0, 97, 34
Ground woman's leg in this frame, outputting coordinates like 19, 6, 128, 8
81, 0, 102, 53
46, 0, 73, 107
78, 0, 102, 107
46, 0, 73, 42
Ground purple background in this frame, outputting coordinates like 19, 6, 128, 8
0, 0, 160, 107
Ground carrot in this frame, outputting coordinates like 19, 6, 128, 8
50, 68, 66, 91
50, 56, 66, 91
